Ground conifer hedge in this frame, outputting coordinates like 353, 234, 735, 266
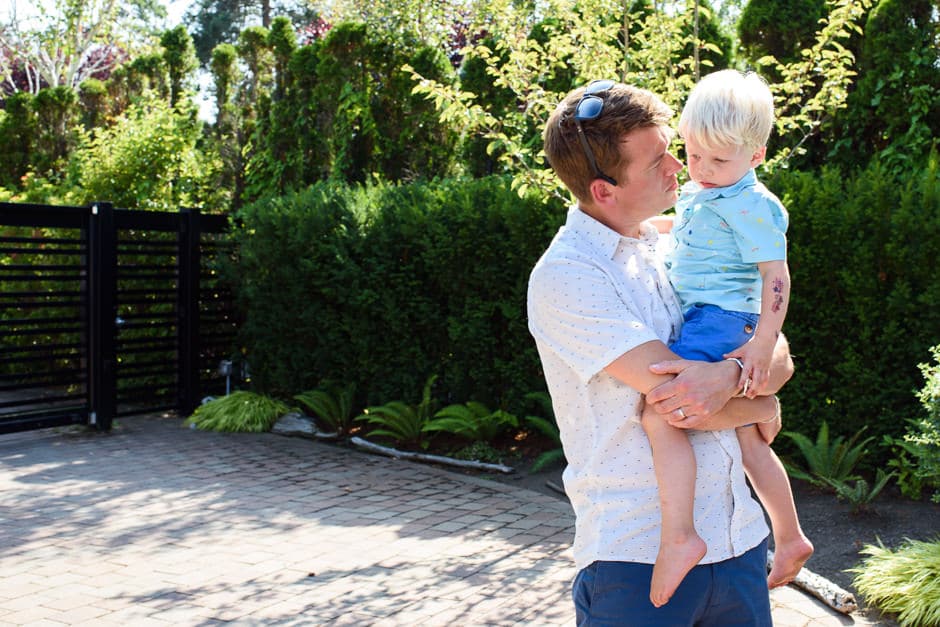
231, 162, 940, 466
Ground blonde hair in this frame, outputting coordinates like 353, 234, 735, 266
678, 70, 774, 151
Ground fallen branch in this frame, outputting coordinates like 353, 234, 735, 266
768, 550, 858, 614
350, 436, 514, 474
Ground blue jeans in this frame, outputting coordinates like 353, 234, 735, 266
670, 304, 759, 362
572, 538, 771, 626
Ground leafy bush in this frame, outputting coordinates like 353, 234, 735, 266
772, 159, 940, 466
229, 162, 940, 472
293, 381, 358, 437
228, 180, 363, 395
185, 391, 291, 432
826, 468, 895, 514
355, 375, 439, 450
426, 402, 519, 442
885, 345, 940, 502
230, 175, 562, 414
851, 537, 940, 626
781, 421, 872, 487
70, 97, 224, 211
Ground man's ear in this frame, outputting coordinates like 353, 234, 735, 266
750, 146, 767, 167
588, 178, 615, 205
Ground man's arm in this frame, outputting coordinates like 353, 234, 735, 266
645, 334, 793, 412
602, 340, 781, 432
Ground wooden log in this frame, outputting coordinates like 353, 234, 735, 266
350, 436, 515, 474
767, 550, 858, 614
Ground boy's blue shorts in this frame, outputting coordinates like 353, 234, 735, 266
670, 303, 759, 362
572, 538, 772, 626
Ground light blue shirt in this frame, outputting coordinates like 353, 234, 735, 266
666, 169, 788, 314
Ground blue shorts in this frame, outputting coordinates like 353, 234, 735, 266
670, 304, 759, 362
573, 538, 771, 626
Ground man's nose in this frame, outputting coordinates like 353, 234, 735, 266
668, 153, 684, 174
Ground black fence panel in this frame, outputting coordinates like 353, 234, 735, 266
0, 203, 91, 432
0, 202, 237, 434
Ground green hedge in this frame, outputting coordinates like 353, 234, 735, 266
772, 157, 940, 462
229, 176, 563, 414
231, 164, 940, 467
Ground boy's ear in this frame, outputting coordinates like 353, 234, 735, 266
750, 146, 767, 167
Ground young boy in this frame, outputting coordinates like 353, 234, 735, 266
642, 69, 814, 607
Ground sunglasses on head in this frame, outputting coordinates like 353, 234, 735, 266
574, 79, 617, 186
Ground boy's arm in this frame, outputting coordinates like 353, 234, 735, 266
725, 260, 790, 396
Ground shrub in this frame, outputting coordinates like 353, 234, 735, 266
227, 181, 362, 395
851, 537, 940, 626
70, 97, 224, 211
781, 421, 872, 487
230, 175, 563, 414
293, 381, 358, 437
885, 344, 940, 502
355, 375, 439, 451
185, 391, 292, 432
771, 159, 940, 466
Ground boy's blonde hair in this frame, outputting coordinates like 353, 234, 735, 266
678, 70, 774, 151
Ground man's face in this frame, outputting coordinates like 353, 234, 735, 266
683, 136, 764, 189
613, 125, 684, 218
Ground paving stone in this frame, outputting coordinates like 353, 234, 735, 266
0, 415, 873, 626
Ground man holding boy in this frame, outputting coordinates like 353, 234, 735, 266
527, 80, 793, 625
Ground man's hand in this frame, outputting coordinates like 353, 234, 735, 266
645, 359, 739, 422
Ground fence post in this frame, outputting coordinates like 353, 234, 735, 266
88, 202, 117, 431
177, 208, 201, 416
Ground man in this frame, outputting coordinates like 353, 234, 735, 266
527, 80, 794, 625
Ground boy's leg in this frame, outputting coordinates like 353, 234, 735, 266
641, 404, 707, 607
737, 425, 814, 588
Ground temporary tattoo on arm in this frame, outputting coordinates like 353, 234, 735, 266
771, 278, 786, 314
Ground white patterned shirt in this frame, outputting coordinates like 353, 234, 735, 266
527, 205, 769, 570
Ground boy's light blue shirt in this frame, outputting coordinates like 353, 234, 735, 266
666, 169, 788, 314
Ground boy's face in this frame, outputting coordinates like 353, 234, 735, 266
683, 136, 765, 189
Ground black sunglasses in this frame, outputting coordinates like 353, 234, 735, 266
574, 79, 618, 186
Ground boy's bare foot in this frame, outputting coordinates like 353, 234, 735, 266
768, 535, 815, 588
650, 533, 707, 607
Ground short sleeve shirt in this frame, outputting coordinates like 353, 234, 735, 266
667, 169, 789, 314
527, 205, 769, 571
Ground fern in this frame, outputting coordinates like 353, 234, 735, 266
355, 375, 438, 450
294, 380, 357, 436
425, 401, 518, 441
825, 469, 895, 513
782, 421, 873, 487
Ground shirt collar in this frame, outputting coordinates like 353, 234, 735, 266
567, 205, 658, 259
684, 168, 758, 201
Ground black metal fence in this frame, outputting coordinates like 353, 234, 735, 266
0, 201, 238, 434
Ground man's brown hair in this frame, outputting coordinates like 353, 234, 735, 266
543, 83, 673, 202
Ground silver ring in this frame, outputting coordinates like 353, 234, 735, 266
676, 408, 686, 418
